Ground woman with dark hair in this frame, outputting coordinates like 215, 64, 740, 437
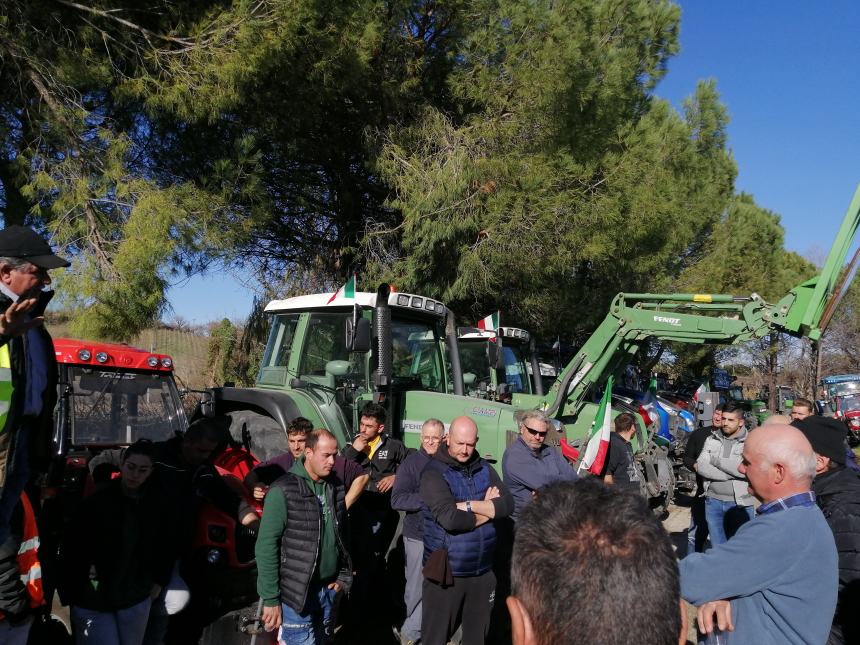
60, 440, 173, 645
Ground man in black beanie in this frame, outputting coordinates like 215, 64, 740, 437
794, 416, 860, 644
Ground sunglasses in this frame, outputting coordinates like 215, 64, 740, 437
523, 426, 548, 438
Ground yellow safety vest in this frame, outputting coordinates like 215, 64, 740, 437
0, 345, 12, 433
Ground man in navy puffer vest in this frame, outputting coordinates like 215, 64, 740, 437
419, 416, 513, 645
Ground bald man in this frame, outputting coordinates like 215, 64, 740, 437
680, 425, 838, 645
419, 416, 514, 645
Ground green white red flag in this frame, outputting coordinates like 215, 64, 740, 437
326, 274, 356, 304
477, 311, 499, 331
579, 375, 614, 476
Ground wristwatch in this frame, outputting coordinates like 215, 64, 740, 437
465, 500, 473, 512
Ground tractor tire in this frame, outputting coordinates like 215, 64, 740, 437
221, 410, 287, 462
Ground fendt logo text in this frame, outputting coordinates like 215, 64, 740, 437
653, 316, 681, 326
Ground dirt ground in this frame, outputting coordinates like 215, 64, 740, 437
662, 502, 699, 644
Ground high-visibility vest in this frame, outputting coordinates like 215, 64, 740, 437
0, 345, 12, 433
15, 493, 43, 610
0, 493, 44, 621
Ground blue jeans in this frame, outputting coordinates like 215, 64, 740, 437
704, 497, 753, 546
72, 597, 152, 645
279, 583, 338, 645
685, 496, 709, 557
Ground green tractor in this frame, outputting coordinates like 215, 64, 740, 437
456, 325, 544, 401
205, 184, 860, 484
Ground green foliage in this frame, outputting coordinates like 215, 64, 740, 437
367, 2, 735, 337
207, 319, 238, 386
0, 0, 810, 355
672, 193, 817, 376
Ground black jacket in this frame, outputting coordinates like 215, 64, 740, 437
391, 448, 432, 540
151, 435, 253, 546
342, 434, 409, 494
682, 425, 714, 496
270, 472, 352, 613
813, 466, 860, 644
0, 289, 58, 487
58, 480, 173, 611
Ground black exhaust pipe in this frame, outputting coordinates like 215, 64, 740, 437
374, 283, 393, 391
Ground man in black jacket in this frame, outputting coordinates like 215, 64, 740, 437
794, 416, 860, 645
341, 402, 408, 630
391, 418, 445, 645
682, 404, 723, 556
420, 416, 514, 645
0, 226, 68, 547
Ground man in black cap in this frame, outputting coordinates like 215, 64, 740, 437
0, 225, 69, 545
794, 416, 860, 644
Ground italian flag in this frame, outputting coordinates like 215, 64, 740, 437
326, 274, 356, 304
477, 311, 499, 331
579, 375, 614, 476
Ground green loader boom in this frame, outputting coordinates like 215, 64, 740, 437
544, 183, 860, 433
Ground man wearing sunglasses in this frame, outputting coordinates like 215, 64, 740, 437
502, 410, 577, 522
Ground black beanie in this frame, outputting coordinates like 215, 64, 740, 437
792, 416, 847, 465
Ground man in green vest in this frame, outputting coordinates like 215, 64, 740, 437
0, 225, 69, 545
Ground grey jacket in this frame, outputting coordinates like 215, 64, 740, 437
696, 427, 755, 506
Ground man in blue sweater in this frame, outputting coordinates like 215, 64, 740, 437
502, 410, 577, 521
680, 423, 838, 645
391, 418, 445, 645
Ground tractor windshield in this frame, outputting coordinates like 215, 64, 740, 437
840, 394, 860, 413
501, 344, 531, 394
458, 342, 492, 392
68, 367, 185, 446
392, 319, 446, 392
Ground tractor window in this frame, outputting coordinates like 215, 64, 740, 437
391, 321, 445, 392
69, 368, 184, 446
502, 345, 530, 394
300, 313, 351, 376
258, 314, 301, 385
459, 342, 492, 391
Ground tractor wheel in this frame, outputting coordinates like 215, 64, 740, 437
221, 410, 287, 462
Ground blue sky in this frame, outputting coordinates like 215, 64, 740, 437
165, 1, 860, 323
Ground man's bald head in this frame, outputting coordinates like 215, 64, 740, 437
740, 424, 816, 503
447, 416, 478, 463
762, 414, 791, 426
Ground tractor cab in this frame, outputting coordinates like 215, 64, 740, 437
457, 326, 542, 401
53, 338, 186, 453
240, 287, 456, 456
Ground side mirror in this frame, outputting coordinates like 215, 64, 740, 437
199, 391, 215, 418
345, 317, 371, 353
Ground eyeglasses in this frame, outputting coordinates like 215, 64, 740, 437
523, 426, 548, 438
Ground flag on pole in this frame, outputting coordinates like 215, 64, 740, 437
326, 274, 356, 304
477, 311, 499, 331
579, 376, 614, 476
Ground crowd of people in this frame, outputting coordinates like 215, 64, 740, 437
0, 226, 855, 645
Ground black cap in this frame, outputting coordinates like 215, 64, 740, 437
792, 416, 847, 465
0, 225, 70, 269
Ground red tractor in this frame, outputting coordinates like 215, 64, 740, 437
43, 339, 265, 643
